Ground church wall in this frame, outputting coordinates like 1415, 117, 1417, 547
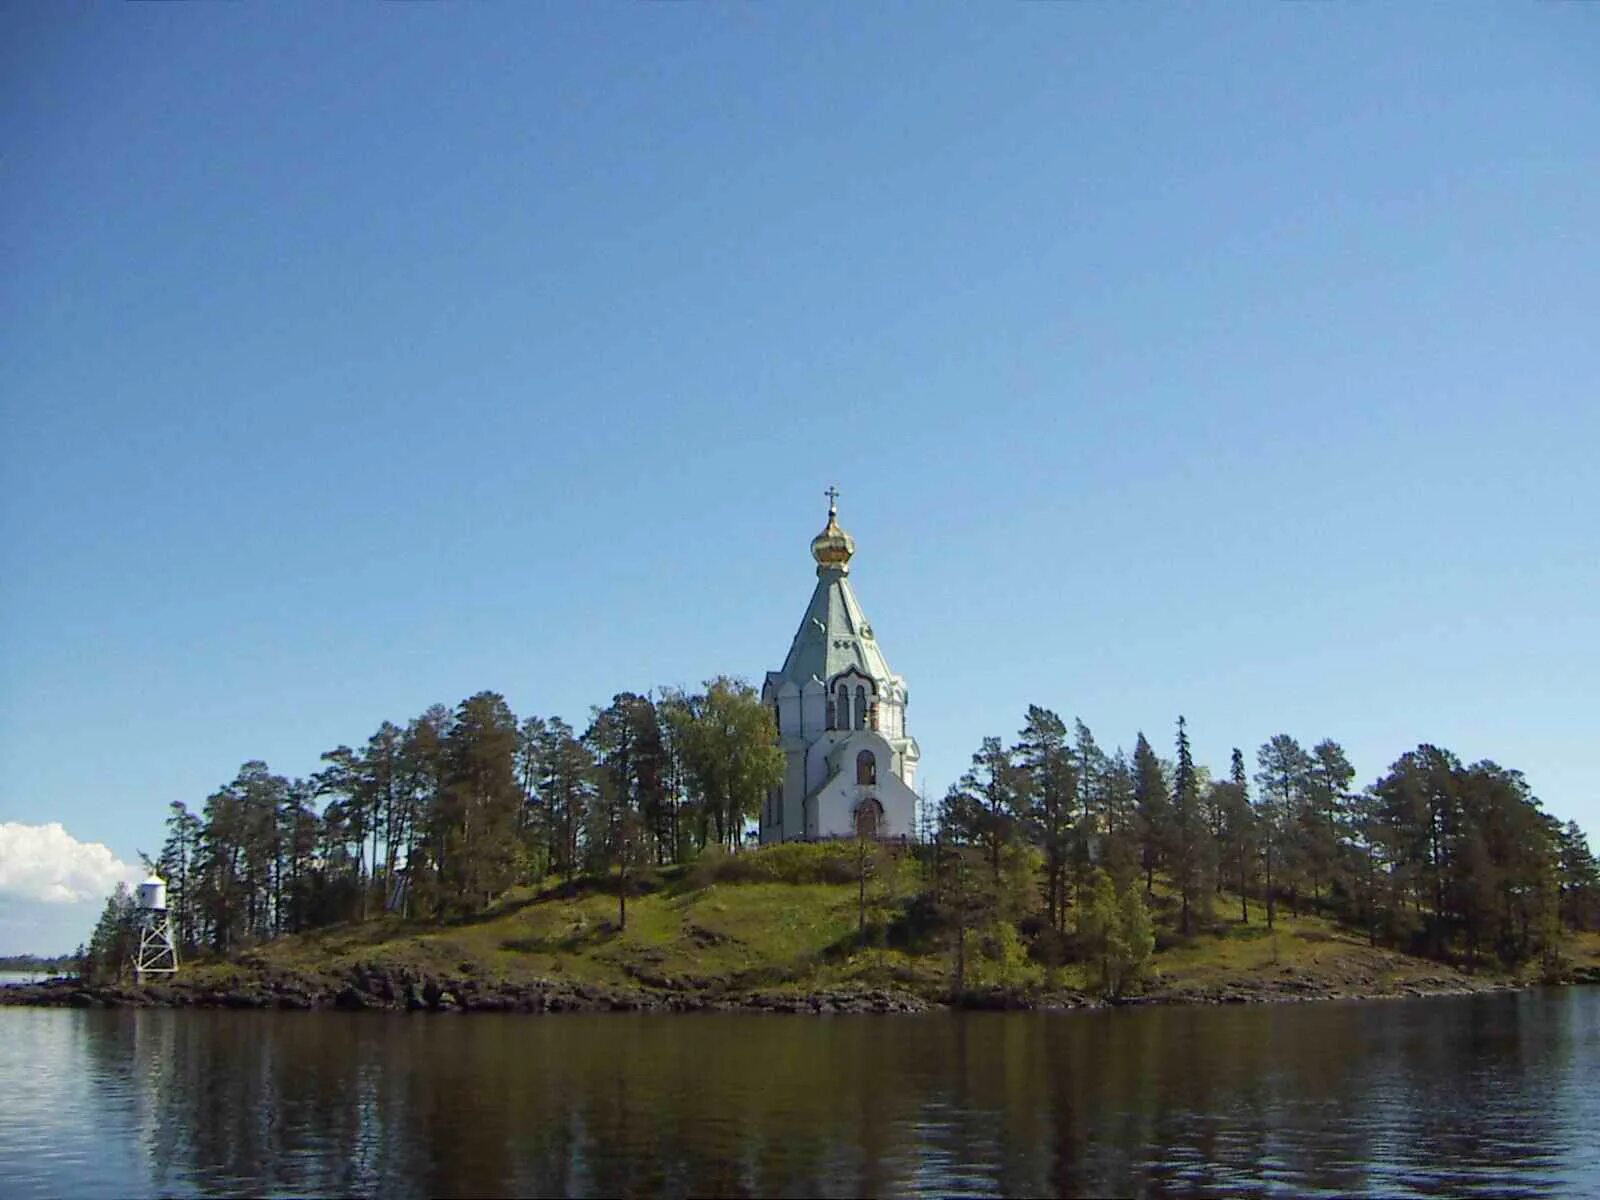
811, 770, 918, 842
783, 752, 807, 841
804, 732, 841, 791
800, 680, 826, 739
775, 687, 800, 739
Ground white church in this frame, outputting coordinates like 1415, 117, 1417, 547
760, 490, 921, 844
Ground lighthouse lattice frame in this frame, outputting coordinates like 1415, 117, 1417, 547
132, 875, 179, 981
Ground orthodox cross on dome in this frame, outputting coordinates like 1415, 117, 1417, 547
810, 485, 855, 573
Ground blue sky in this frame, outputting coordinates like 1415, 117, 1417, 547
3, 6, 1597, 954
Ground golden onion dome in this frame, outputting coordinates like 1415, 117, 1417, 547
811, 488, 855, 574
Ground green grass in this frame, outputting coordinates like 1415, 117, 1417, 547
176, 853, 1557, 1003
221, 870, 894, 998
1566, 929, 1600, 970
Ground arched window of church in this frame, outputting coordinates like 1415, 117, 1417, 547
772, 702, 781, 735
836, 684, 850, 731
854, 685, 867, 730
856, 750, 876, 786
854, 797, 883, 840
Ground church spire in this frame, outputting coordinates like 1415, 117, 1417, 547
810, 485, 855, 575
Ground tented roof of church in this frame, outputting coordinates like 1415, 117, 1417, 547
771, 495, 900, 689
775, 570, 896, 688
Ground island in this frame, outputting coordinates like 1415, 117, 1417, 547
10, 500, 1597, 1016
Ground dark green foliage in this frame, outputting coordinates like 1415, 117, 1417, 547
1558, 822, 1600, 931
670, 677, 785, 852
1212, 753, 1256, 923
1366, 748, 1562, 966
421, 691, 525, 915
584, 692, 667, 928
95, 675, 798, 958
1169, 716, 1210, 935
1303, 739, 1354, 905
95, 666, 1595, 983
83, 883, 138, 984
1013, 707, 1079, 934
928, 713, 1590, 976
1254, 734, 1309, 929
157, 801, 201, 951
195, 761, 293, 951
1076, 868, 1155, 998
939, 736, 1022, 881
1133, 733, 1169, 895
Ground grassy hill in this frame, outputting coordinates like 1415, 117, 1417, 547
14, 843, 1597, 1012
154, 845, 1599, 1013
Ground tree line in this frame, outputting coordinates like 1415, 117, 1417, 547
138, 679, 783, 957
86, 679, 1598, 986
935, 707, 1600, 971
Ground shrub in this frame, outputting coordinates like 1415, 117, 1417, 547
1077, 869, 1156, 998
689, 842, 861, 887
968, 921, 1032, 989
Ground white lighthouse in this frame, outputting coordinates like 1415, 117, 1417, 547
132, 874, 179, 981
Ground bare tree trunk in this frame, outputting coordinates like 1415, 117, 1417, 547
1265, 844, 1276, 930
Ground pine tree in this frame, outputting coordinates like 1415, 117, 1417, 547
275, 780, 319, 931
84, 883, 137, 984
1100, 749, 1139, 886
942, 736, 1020, 881
1171, 716, 1204, 934
437, 692, 524, 914
1302, 739, 1354, 908
537, 717, 594, 888
363, 721, 406, 908
1015, 706, 1077, 933
397, 704, 452, 914
1212, 747, 1255, 922
1074, 718, 1109, 842
1132, 733, 1169, 894
1254, 735, 1309, 929
1558, 821, 1600, 931
157, 801, 201, 951
585, 692, 666, 928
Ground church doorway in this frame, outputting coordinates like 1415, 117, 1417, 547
853, 797, 884, 840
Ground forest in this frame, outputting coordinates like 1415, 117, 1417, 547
82, 681, 1600, 989
936, 708, 1599, 980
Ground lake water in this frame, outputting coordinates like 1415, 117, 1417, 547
1, 990, 1596, 1197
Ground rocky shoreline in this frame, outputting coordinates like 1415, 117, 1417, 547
7, 961, 1591, 1016
0, 970, 933, 1015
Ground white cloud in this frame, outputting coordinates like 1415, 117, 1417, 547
0, 822, 140, 904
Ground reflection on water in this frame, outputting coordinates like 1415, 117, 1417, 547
1, 990, 1596, 1197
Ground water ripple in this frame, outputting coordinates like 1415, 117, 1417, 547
0, 992, 1597, 1197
